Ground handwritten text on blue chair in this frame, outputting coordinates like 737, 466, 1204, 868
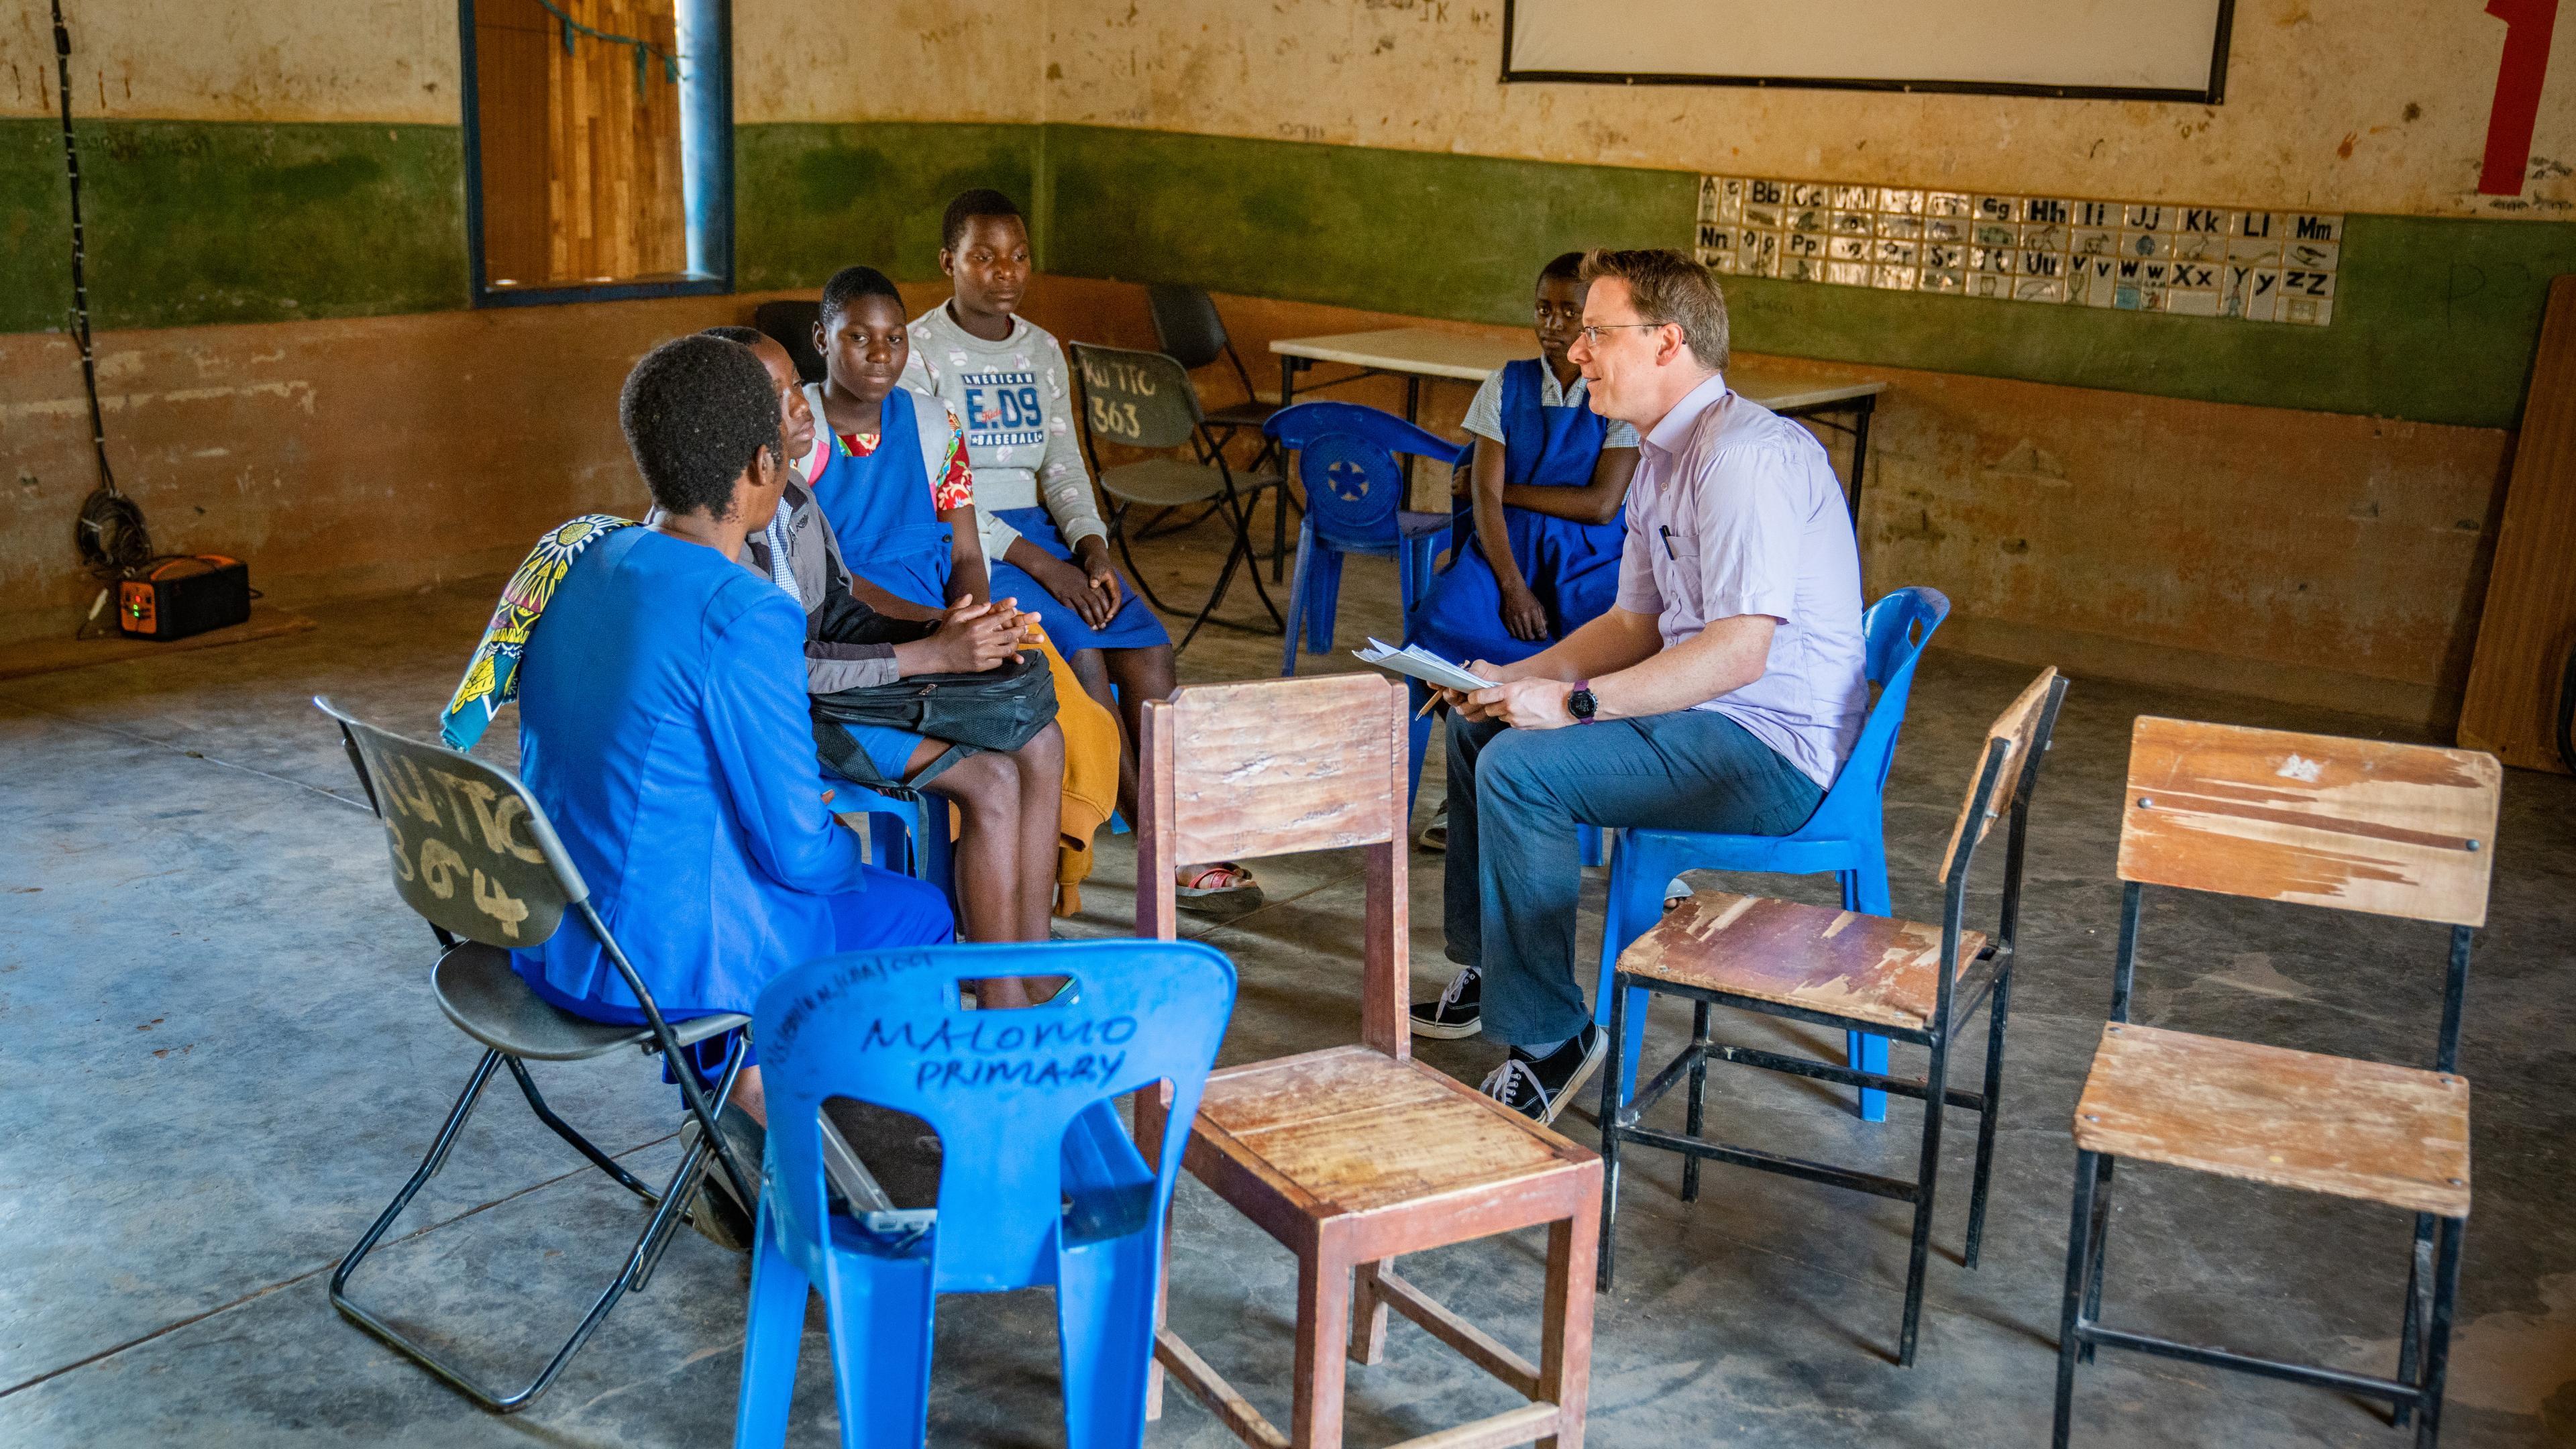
1594, 587, 1951, 1123
735, 940, 1236, 1449
1267, 401, 1468, 811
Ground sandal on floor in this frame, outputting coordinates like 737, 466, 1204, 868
1175, 862, 1264, 913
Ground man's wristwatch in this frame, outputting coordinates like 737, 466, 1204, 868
1567, 682, 1599, 724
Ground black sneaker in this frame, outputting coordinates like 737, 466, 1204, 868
1410, 966, 1482, 1039
1479, 1024, 1604, 1126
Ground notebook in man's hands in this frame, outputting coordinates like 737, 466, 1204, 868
1353, 637, 1496, 693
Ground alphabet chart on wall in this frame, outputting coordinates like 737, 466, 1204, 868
1695, 175, 2345, 325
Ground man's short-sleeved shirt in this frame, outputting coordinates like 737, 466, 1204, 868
1613, 372, 1868, 788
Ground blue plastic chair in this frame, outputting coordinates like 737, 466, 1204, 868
1268, 402, 1467, 811
1593, 587, 1951, 1123
816, 769, 959, 905
735, 939, 1236, 1449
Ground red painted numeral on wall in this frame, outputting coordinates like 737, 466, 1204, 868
2483, 0, 2561, 196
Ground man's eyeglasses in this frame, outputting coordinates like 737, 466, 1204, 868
1576, 321, 1676, 347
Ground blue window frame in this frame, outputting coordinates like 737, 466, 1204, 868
457, 0, 733, 308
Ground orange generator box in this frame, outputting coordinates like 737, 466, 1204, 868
119, 555, 250, 641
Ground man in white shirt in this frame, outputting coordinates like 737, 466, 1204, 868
1417, 249, 1869, 1123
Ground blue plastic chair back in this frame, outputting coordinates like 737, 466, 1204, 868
755, 940, 1233, 1292
1791, 585, 1951, 854
737, 941, 1234, 1449
1266, 401, 1466, 548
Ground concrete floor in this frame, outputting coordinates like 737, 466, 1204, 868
3, 508, 2573, 1448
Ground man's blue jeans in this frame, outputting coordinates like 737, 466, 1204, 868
1444, 708, 1823, 1047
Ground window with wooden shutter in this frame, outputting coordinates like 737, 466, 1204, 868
462, 0, 732, 305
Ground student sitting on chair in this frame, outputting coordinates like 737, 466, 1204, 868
1411, 252, 1641, 850
1411, 251, 1640, 671
795, 270, 1128, 922
681, 327, 1067, 948
1415, 251, 1866, 1124
899, 189, 1263, 913
497, 334, 956, 1243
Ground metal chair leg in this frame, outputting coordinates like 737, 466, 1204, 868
2396, 1210, 2436, 1428
507, 1056, 657, 1202
1111, 504, 1187, 619
1896, 1033, 1949, 1367
1175, 504, 1260, 655
2078, 1157, 2117, 1362
2414, 1215, 2465, 1448
2051, 1149, 2104, 1448
1595, 975, 1632, 1292
1219, 483, 1286, 627
331, 1040, 748, 1412
1963, 967, 2012, 1269
1680, 1000, 1711, 1203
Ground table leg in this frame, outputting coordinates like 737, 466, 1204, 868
1401, 375, 1423, 494
1846, 395, 1874, 531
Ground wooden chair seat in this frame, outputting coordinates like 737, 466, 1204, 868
1193, 1045, 1594, 1248
2072, 1022, 2471, 1218
1619, 890, 1992, 1032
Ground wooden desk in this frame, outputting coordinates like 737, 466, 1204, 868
1271, 327, 1889, 521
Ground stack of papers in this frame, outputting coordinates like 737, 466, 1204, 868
1352, 638, 1495, 692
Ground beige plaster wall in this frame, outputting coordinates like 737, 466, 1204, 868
0, 0, 459, 123
1042, 0, 2576, 219
0, 0, 1045, 126
735, 0, 1046, 125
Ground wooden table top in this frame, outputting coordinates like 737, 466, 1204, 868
1270, 327, 1888, 412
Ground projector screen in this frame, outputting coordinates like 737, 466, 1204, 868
1503, 0, 2234, 102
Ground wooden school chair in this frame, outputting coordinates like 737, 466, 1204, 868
1595, 667, 2067, 1367
2052, 718, 2502, 1447
1136, 674, 1601, 1449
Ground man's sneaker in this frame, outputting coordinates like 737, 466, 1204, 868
1409, 966, 1482, 1039
1479, 1024, 1605, 1126
1415, 804, 1448, 852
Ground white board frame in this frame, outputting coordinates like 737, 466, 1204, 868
1499, 0, 2235, 104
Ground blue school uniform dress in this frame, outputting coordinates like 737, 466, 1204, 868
1409, 358, 1626, 666
987, 508, 1171, 653
798, 384, 955, 784
508, 527, 953, 1061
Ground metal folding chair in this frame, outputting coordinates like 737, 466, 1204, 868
2052, 718, 2502, 1446
1597, 668, 2068, 1367
1068, 341, 1284, 654
315, 697, 758, 1412
1144, 283, 1294, 576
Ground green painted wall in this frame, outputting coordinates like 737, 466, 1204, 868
733, 121, 1040, 290
1046, 124, 1694, 327
1042, 124, 2576, 433
4, 113, 2568, 430
0, 119, 466, 333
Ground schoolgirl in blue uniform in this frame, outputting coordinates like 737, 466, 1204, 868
500, 335, 954, 1244
1409, 253, 1642, 669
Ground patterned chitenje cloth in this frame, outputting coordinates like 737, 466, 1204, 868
441, 515, 636, 750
